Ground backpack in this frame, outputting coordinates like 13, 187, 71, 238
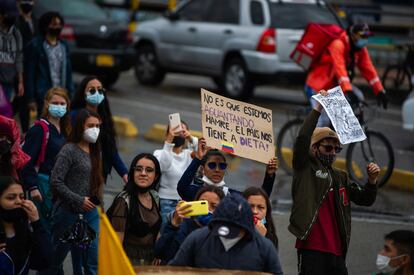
33, 119, 50, 168
290, 23, 344, 71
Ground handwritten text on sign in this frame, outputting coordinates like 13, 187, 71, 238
201, 89, 274, 164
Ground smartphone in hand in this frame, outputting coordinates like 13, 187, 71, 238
180, 200, 209, 217
90, 196, 101, 206
169, 113, 182, 132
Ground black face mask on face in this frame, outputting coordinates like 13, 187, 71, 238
20, 3, 34, 14
2, 16, 16, 29
317, 152, 336, 167
0, 140, 11, 156
172, 136, 186, 148
0, 207, 27, 223
47, 27, 62, 37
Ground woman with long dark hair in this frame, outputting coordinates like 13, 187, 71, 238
71, 75, 128, 184
108, 153, 162, 265
0, 176, 52, 274
21, 87, 71, 233
243, 186, 278, 249
47, 109, 103, 274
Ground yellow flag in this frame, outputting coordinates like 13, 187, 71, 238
98, 208, 135, 275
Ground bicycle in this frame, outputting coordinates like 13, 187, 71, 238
382, 42, 414, 102
276, 100, 395, 188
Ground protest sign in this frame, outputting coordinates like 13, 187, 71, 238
312, 86, 366, 144
201, 89, 274, 164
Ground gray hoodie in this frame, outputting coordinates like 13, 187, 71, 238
0, 25, 23, 84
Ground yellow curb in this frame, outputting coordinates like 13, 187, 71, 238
144, 123, 202, 143
113, 116, 138, 138
280, 147, 414, 192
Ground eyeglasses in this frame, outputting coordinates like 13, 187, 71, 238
206, 162, 227, 170
134, 166, 155, 174
319, 144, 342, 153
87, 87, 105, 95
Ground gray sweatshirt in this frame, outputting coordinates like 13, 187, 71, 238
0, 26, 23, 84
50, 143, 91, 213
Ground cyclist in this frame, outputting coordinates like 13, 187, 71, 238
305, 23, 388, 126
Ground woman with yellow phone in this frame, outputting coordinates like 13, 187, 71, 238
154, 185, 224, 264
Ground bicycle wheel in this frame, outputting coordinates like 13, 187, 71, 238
346, 130, 394, 188
276, 118, 303, 175
382, 65, 412, 102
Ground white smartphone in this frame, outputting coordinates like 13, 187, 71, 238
169, 113, 182, 132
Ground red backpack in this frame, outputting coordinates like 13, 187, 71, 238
290, 23, 344, 71
33, 119, 50, 167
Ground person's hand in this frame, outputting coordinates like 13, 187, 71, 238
82, 197, 96, 212
183, 128, 192, 140
30, 189, 43, 202
152, 258, 162, 266
21, 199, 40, 222
266, 157, 278, 175
255, 221, 267, 236
344, 90, 360, 107
377, 90, 388, 109
28, 101, 37, 112
171, 201, 192, 227
166, 125, 182, 144
367, 162, 380, 185
314, 89, 328, 112
196, 138, 210, 160
17, 82, 24, 97
122, 174, 128, 184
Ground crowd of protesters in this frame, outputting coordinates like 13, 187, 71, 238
0, 0, 414, 275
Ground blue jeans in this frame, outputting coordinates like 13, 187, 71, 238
42, 205, 99, 275
159, 198, 178, 232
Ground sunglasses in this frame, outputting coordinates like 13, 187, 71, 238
206, 162, 227, 170
319, 144, 342, 153
87, 87, 105, 95
134, 166, 155, 174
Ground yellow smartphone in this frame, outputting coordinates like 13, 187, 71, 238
180, 200, 209, 217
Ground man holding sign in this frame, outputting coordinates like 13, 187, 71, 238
289, 90, 380, 275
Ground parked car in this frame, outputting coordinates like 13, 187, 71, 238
133, 0, 342, 99
33, 0, 135, 87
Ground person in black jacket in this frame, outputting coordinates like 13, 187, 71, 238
177, 137, 278, 201
0, 176, 52, 275
14, 0, 37, 133
169, 193, 283, 274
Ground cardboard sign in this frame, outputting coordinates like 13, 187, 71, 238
201, 89, 274, 164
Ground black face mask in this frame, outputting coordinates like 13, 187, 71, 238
20, 3, 34, 14
172, 136, 186, 148
2, 16, 16, 29
0, 207, 27, 223
0, 140, 11, 156
47, 27, 62, 37
317, 152, 336, 167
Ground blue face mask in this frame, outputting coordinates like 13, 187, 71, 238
48, 104, 67, 118
355, 38, 368, 49
195, 212, 213, 226
85, 92, 105, 106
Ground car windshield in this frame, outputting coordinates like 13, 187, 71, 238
39, 0, 108, 20
268, 3, 338, 29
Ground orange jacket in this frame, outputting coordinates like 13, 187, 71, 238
306, 32, 383, 95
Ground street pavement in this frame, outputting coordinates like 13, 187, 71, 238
48, 71, 414, 274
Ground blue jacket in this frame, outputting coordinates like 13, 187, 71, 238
69, 110, 128, 179
21, 120, 66, 191
24, 36, 74, 103
0, 220, 52, 275
177, 158, 275, 201
170, 194, 283, 274
155, 218, 200, 264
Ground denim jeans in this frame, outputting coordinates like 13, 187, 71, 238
159, 198, 178, 232
41, 204, 99, 275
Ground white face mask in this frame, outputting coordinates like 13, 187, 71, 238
83, 127, 100, 143
376, 254, 406, 273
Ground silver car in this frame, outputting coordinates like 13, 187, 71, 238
133, 0, 341, 99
